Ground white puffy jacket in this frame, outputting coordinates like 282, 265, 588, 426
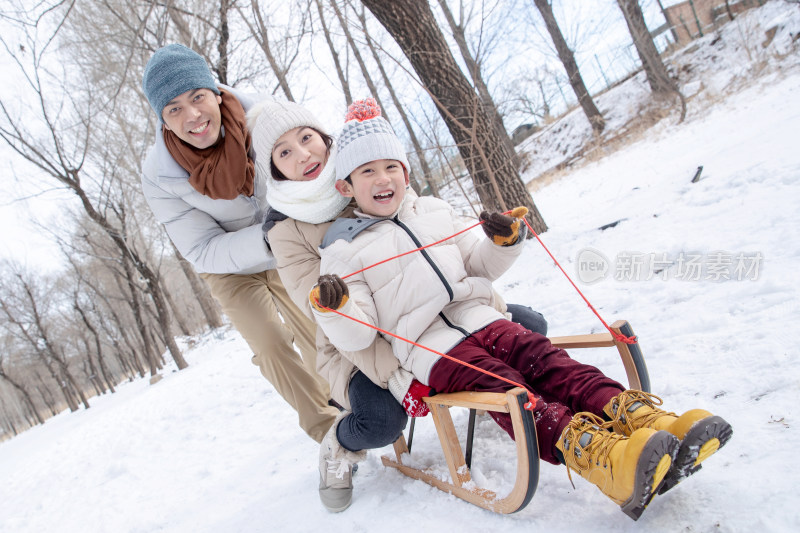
140, 86, 274, 274
314, 192, 525, 385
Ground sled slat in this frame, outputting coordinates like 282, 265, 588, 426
428, 402, 471, 487
610, 320, 650, 392
549, 332, 614, 349
391, 433, 409, 462
423, 391, 510, 412
383, 388, 538, 514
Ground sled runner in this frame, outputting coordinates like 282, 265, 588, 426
381, 319, 650, 514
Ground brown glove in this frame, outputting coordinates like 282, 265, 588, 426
480, 206, 529, 246
310, 274, 349, 312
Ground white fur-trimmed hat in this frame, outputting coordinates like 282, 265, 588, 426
335, 98, 409, 181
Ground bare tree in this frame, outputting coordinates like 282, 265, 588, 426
237, 0, 313, 100
532, 0, 605, 134
0, 6, 188, 371
0, 355, 45, 426
616, 0, 686, 120
361, 0, 547, 232
0, 263, 89, 412
354, 3, 439, 197
171, 244, 223, 329
436, 0, 523, 163
71, 287, 116, 394
315, 0, 353, 106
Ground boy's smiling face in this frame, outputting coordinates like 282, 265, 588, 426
336, 159, 408, 217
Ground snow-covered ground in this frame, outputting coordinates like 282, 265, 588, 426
1, 3, 798, 532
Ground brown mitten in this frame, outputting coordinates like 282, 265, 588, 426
310, 274, 349, 312
480, 206, 529, 246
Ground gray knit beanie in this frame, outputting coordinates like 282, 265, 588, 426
335, 98, 409, 181
142, 44, 220, 121
247, 99, 328, 165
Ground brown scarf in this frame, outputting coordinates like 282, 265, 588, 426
163, 88, 255, 200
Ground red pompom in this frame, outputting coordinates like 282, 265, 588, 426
345, 98, 381, 122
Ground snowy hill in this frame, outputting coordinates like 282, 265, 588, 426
1, 3, 799, 532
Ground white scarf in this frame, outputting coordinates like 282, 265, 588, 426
265, 145, 350, 224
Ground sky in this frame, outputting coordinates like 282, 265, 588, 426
0, 3, 798, 531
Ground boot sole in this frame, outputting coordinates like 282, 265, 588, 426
658, 415, 732, 494
620, 431, 679, 521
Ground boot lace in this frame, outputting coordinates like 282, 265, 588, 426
561, 412, 624, 487
326, 457, 352, 480
611, 390, 677, 432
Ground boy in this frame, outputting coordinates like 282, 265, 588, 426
310, 99, 731, 520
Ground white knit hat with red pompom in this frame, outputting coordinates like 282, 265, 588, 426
335, 98, 410, 182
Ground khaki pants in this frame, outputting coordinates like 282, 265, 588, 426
201, 269, 338, 443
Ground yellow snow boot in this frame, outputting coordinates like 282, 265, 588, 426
556, 412, 678, 520
603, 390, 733, 494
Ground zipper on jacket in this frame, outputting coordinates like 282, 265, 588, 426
392, 216, 470, 338
392, 216, 454, 301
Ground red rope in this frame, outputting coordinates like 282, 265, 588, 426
338, 211, 635, 344
341, 222, 482, 280
317, 301, 538, 411
519, 218, 636, 345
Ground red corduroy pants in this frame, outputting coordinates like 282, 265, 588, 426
427, 319, 625, 464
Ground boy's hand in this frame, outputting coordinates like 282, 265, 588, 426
310, 274, 349, 312
388, 368, 434, 417
402, 380, 434, 417
480, 206, 529, 246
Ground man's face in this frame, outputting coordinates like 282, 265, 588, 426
336, 159, 408, 217
161, 88, 223, 149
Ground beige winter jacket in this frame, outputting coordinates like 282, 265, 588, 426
267, 201, 401, 410
314, 193, 524, 386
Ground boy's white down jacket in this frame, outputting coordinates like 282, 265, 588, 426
140, 86, 274, 274
314, 193, 525, 386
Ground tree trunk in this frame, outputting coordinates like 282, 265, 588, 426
437, 0, 524, 163
160, 281, 192, 337
616, 0, 686, 120
357, 6, 439, 197
246, 0, 295, 101
172, 244, 223, 329
35, 373, 59, 417
216, 0, 230, 85
361, 0, 547, 233
533, 0, 605, 134
119, 256, 161, 377
73, 300, 116, 393
0, 367, 46, 425
315, 0, 352, 106
617, 0, 674, 93
334, 1, 423, 195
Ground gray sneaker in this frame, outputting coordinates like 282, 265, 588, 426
318, 415, 365, 512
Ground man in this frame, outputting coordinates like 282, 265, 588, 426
140, 43, 339, 443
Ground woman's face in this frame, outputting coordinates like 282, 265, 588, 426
271, 127, 330, 181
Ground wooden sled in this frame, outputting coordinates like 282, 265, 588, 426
381, 319, 650, 514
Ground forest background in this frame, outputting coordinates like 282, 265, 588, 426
0, 0, 770, 436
